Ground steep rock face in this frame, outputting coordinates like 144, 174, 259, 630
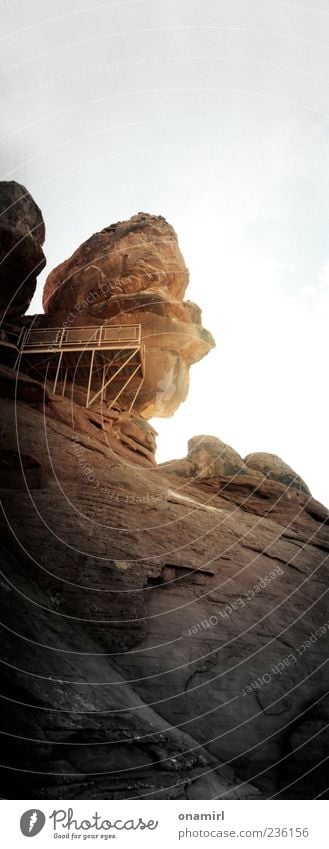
1, 195, 328, 801
0, 364, 328, 799
41, 214, 215, 417
0, 364, 157, 468
0, 181, 46, 319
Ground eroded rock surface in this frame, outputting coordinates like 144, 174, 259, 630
161, 437, 310, 496
161, 435, 250, 479
41, 213, 215, 417
43, 213, 189, 312
0, 364, 328, 799
0, 181, 46, 319
0, 198, 328, 801
244, 452, 310, 494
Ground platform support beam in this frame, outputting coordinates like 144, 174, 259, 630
128, 372, 145, 412
53, 350, 63, 395
62, 367, 68, 396
108, 362, 143, 411
86, 349, 95, 407
86, 348, 139, 408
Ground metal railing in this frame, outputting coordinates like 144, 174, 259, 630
0, 324, 25, 349
0, 321, 145, 410
19, 324, 141, 351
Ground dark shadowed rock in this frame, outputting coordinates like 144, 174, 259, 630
279, 694, 329, 798
0, 181, 46, 319
0, 367, 328, 799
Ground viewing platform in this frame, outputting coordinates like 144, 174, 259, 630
0, 322, 145, 410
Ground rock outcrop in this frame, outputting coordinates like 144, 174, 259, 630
244, 452, 310, 494
41, 213, 215, 417
0, 196, 328, 801
0, 361, 329, 799
43, 213, 189, 312
0, 181, 46, 320
160, 436, 310, 494
161, 435, 250, 479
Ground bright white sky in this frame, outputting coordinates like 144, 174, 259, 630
1, 0, 328, 504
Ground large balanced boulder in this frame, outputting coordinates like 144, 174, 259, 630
43, 213, 188, 313
187, 434, 249, 478
42, 213, 215, 417
161, 434, 250, 479
161, 437, 311, 498
0, 181, 46, 320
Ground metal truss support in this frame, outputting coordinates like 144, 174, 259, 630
2, 321, 146, 412
61, 367, 68, 396
86, 348, 139, 408
128, 373, 145, 412
13, 350, 22, 373
52, 350, 63, 395
86, 348, 95, 408
102, 365, 107, 402
107, 362, 143, 411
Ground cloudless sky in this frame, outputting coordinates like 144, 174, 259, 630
1, 0, 329, 504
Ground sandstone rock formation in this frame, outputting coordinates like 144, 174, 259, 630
41, 213, 215, 417
161, 435, 250, 479
43, 213, 189, 312
0, 360, 328, 799
160, 436, 310, 494
0, 181, 46, 320
0, 196, 328, 801
244, 452, 310, 494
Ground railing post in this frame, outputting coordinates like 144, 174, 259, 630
86, 348, 95, 408
53, 350, 63, 394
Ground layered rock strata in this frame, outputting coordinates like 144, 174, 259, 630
41, 213, 215, 417
0, 363, 328, 799
0, 191, 328, 800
